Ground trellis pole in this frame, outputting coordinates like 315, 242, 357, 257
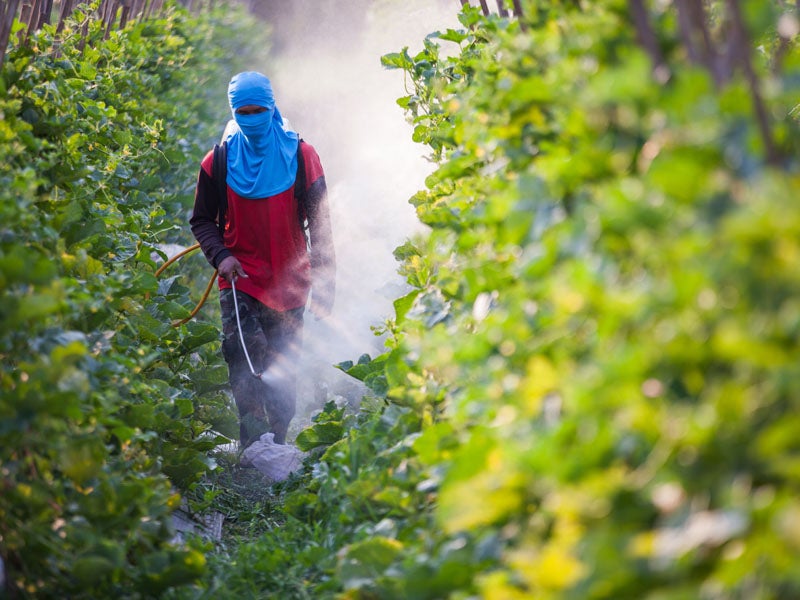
0, 0, 22, 69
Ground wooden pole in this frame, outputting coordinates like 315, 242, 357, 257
511, 0, 525, 30
629, 0, 667, 76
0, 0, 22, 70
725, 0, 780, 165
133, 0, 146, 20
496, 0, 508, 17
142, 0, 154, 20
674, 0, 727, 85
36, 0, 53, 29
56, 0, 75, 33
77, 4, 88, 52
119, 0, 132, 29
24, 0, 43, 42
102, 0, 119, 39
19, 0, 34, 41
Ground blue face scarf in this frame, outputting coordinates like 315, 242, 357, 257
225, 71, 299, 199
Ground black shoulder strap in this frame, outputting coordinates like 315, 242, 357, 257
295, 138, 308, 232
212, 141, 228, 236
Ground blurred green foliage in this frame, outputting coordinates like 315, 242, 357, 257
371, 1, 800, 598
0, 2, 267, 597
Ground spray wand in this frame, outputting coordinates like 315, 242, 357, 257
230, 276, 262, 379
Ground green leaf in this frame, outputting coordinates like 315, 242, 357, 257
393, 290, 420, 325
295, 422, 345, 452
380, 49, 412, 70
432, 28, 469, 44
338, 537, 404, 590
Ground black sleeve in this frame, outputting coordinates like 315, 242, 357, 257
189, 165, 232, 269
306, 175, 336, 312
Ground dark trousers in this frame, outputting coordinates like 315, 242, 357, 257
220, 288, 304, 447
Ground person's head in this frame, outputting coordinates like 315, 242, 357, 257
222, 71, 298, 197
227, 71, 279, 142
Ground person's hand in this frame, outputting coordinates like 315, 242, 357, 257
218, 256, 248, 283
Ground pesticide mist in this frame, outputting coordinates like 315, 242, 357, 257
234, 0, 459, 422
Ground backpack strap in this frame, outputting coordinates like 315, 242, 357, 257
212, 141, 228, 237
214, 139, 308, 242
295, 138, 308, 234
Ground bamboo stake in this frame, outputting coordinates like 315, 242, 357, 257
675, 0, 727, 85
19, 0, 34, 42
24, 0, 41, 41
725, 0, 780, 165
0, 0, 22, 70
119, 0, 132, 29
629, 0, 667, 77
56, 0, 75, 33
511, 0, 525, 30
142, 0, 154, 20
36, 0, 53, 30
496, 0, 508, 18
102, 0, 119, 39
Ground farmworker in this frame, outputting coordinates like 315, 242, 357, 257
190, 71, 335, 456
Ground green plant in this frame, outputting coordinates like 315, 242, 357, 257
0, 2, 269, 596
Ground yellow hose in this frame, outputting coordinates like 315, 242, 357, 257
171, 269, 218, 327
154, 243, 218, 327
155, 242, 201, 277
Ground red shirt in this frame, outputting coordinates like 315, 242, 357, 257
194, 141, 330, 311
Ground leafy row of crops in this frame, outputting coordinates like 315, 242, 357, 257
0, 3, 268, 597
186, 1, 800, 598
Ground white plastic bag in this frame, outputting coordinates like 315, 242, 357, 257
242, 433, 305, 481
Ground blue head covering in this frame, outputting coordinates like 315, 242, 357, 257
225, 71, 299, 199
